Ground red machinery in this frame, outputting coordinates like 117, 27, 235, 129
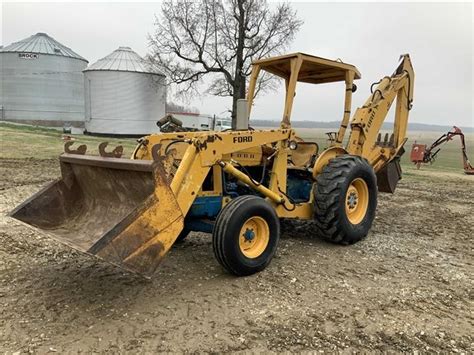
410, 126, 474, 175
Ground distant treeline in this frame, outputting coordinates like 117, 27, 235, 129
250, 120, 474, 132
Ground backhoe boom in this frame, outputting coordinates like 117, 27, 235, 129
346, 54, 414, 172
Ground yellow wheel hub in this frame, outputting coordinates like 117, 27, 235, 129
345, 178, 369, 225
239, 216, 270, 259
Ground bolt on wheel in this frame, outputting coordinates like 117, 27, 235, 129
239, 216, 270, 259
345, 177, 369, 225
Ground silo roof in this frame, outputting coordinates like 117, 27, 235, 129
1, 32, 87, 62
84, 47, 164, 75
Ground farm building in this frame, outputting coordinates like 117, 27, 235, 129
0, 32, 88, 126
84, 46, 166, 136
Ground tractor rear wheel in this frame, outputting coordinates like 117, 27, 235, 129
212, 196, 280, 276
314, 155, 377, 244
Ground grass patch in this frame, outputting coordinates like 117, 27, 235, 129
1, 124, 472, 174
0, 123, 138, 159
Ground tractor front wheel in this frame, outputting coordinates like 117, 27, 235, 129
314, 155, 377, 244
213, 196, 280, 276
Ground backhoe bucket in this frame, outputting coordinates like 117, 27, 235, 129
9, 153, 184, 278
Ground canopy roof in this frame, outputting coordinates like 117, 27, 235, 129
84, 47, 164, 75
1, 32, 87, 62
253, 52, 361, 84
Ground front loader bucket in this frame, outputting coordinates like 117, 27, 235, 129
9, 153, 184, 278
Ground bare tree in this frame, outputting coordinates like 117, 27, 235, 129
148, 0, 302, 128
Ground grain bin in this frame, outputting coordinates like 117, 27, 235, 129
0, 32, 88, 126
84, 47, 166, 136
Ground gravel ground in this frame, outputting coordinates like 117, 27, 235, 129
0, 158, 473, 353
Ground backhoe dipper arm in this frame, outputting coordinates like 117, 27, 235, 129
424, 126, 474, 174
346, 54, 415, 172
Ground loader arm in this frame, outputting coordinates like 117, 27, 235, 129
107, 128, 307, 272
346, 54, 414, 172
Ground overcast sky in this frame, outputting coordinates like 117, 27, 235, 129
2, 2, 473, 127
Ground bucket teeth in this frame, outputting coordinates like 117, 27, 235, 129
64, 141, 87, 155
98, 142, 123, 158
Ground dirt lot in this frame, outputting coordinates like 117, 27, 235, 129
1, 157, 473, 353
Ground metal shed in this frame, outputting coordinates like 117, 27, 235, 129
83, 47, 166, 136
0, 32, 88, 126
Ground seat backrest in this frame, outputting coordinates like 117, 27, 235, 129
289, 142, 319, 168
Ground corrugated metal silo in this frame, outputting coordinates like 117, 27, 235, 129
0, 32, 88, 126
83, 47, 166, 136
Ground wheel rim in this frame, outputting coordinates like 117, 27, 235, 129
345, 178, 369, 225
239, 216, 270, 259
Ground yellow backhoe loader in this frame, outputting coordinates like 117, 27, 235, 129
10, 52, 414, 278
